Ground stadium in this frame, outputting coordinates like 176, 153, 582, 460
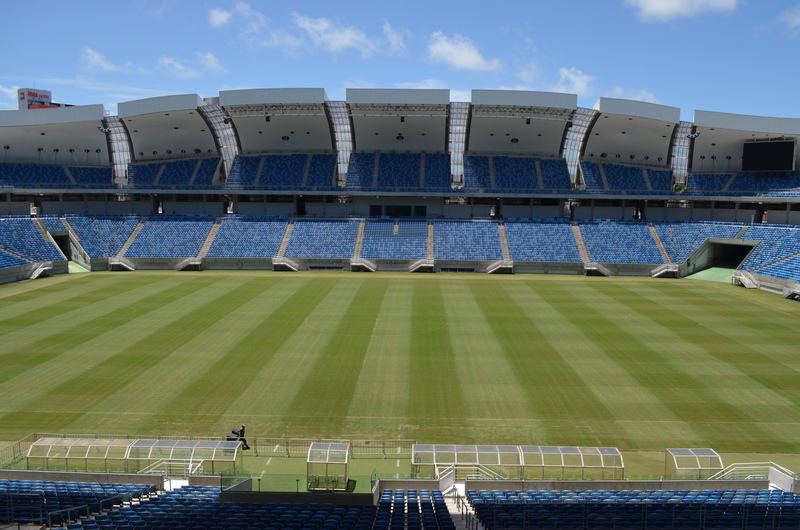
2, 87, 800, 528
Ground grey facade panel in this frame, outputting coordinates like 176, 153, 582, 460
472, 90, 577, 109
594, 98, 680, 123
219, 88, 328, 106
346, 89, 450, 105
0, 105, 106, 126
118, 94, 205, 117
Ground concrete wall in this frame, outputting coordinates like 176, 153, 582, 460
465, 478, 770, 492
220, 490, 374, 506
0, 469, 163, 487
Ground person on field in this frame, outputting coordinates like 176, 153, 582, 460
232, 424, 250, 450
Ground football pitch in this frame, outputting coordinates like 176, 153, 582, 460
1, 270, 800, 457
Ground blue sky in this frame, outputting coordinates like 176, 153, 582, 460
2, 0, 800, 121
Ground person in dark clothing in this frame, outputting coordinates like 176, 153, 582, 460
234, 424, 250, 450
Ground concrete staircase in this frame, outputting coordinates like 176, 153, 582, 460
196, 217, 223, 259
117, 216, 147, 258
649, 223, 673, 264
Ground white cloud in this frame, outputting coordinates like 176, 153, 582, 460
208, 2, 269, 37
625, 0, 737, 21
158, 52, 226, 79
518, 61, 540, 85
0, 84, 20, 109
198, 52, 226, 74
428, 32, 502, 72
552, 67, 595, 96
208, 8, 232, 28
383, 22, 406, 55
778, 4, 800, 34
292, 13, 377, 57
81, 47, 142, 74
608, 86, 659, 103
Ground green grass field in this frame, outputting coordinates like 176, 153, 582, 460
1, 270, 800, 458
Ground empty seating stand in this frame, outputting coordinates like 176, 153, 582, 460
284, 219, 360, 259
360, 219, 428, 261
8, 484, 454, 530
467, 488, 800, 529
0, 479, 152, 527
0, 216, 64, 263
505, 219, 582, 262
433, 221, 503, 261
205, 216, 289, 258
124, 215, 215, 258
375, 489, 455, 530
653, 221, 742, 265
580, 220, 663, 264
66, 215, 142, 258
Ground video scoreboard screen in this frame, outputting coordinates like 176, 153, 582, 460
741, 139, 796, 171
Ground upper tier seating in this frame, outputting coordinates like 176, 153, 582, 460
0, 217, 63, 263
0, 479, 152, 527
346, 153, 376, 187
604, 164, 647, 190
648, 169, 673, 191
193, 157, 220, 186
124, 215, 214, 258
305, 154, 337, 187
226, 156, 260, 186
580, 162, 605, 190
65, 215, 141, 258
10, 485, 454, 530
205, 216, 288, 258
376, 489, 455, 530
127, 162, 161, 187
284, 219, 359, 259
0, 163, 71, 187
580, 220, 663, 264
654, 221, 742, 264
463, 156, 491, 189
687, 173, 733, 193
467, 488, 800, 530
360, 219, 428, 260
433, 221, 503, 261
424, 154, 451, 189
259, 154, 307, 187
493, 156, 538, 189
69, 166, 113, 186
539, 158, 571, 189
505, 219, 582, 262
728, 171, 800, 193
377, 154, 422, 188
158, 159, 197, 186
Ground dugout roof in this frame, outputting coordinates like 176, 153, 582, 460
27, 437, 242, 462
665, 447, 723, 477
412, 444, 623, 469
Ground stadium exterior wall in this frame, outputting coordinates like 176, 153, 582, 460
0, 469, 163, 488
465, 479, 770, 492
0, 262, 67, 284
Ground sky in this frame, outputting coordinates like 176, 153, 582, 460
2, 0, 800, 121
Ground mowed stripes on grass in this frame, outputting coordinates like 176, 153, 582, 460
0, 270, 799, 453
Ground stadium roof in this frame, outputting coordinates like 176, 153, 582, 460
2, 87, 800, 175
